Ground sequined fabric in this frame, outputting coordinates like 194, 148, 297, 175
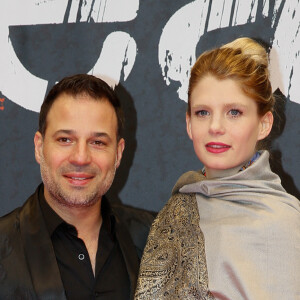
134, 193, 215, 300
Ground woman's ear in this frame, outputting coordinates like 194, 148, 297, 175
258, 111, 274, 141
186, 113, 193, 140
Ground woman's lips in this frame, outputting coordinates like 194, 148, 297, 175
205, 142, 231, 153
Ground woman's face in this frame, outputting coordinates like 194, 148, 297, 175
186, 75, 273, 178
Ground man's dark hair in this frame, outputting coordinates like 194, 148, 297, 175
39, 74, 124, 140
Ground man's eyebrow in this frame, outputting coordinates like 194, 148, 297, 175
53, 130, 112, 140
92, 132, 111, 139
53, 129, 75, 136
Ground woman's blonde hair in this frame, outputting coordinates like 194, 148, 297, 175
187, 37, 274, 116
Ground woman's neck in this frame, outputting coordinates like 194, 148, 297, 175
205, 164, 244, 179
205, 152, 260, 179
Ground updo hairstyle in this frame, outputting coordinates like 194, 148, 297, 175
187, 37, 275, 117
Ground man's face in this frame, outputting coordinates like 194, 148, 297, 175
34, 93, 124, 208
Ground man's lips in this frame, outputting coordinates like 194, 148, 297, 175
63, 173, 94, 185
205, 142, 231, 153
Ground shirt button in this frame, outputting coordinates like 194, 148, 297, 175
78, 253, 85, 260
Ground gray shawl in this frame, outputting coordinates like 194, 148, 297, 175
135, 151, 300, 299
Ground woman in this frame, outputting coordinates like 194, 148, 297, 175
135, 38, 300, 300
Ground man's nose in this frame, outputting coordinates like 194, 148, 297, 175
69, 142, 91, 165
208, 114, 225, 135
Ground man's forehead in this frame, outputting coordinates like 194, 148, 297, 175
47, 93, 114, 115
55, 91, 109, 103
44, 95, 117, 132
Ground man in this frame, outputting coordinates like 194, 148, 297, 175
0, 74, 154, 299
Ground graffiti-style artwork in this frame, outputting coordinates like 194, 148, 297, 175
269, 1, 300, 104
1, 0, 138, 112
0, 0, 299, 215
0, 98, 4, 111
2, 0, 300, 110
159, 0, 300, 105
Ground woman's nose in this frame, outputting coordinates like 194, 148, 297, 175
208, 115, 225, 135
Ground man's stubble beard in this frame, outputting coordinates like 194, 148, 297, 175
39, 153, 116, 208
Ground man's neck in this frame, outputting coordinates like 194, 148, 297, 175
44, 194, 103, 275
45, 195, 102, 232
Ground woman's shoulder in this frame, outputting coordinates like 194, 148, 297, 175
171, 170, 205, 195
151, 192, 199, 234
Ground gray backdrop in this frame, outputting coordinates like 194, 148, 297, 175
1, 0, 299, 216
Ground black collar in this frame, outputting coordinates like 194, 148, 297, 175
39, 185, 115, 239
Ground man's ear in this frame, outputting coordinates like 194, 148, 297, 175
34, 131, 43, 164
115, 138, 125, 168
258, 111, 274, 141
186, 113, 193, 140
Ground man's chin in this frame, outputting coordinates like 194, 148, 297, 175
57, 198, 99, 208
49, 189, 101, 208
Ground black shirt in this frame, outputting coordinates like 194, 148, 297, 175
39, 189, 130, 300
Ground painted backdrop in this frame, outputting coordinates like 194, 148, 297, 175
1, 0, 299, 215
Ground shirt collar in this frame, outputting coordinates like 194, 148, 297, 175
38, 184, 115, 238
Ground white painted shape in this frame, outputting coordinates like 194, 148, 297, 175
79, 0, 94, 22
158, 0, 210, 102
270, 1, 300, 104
207, 0, 232, 31
90, 32, 137, 88
0, 1, 138, 111
0, 2, 48, 112
92, 0, 102, 22
262, 0, 269, 18
79, 0, 139, 22
220, 0, 234, 29
271, 0, 283, 27
68, 0, 80, 23
232, 0, 257, 25
123, 38, 137, 80
5, 0, 67, 25
3, 0, 138, 26
75, 0, 139, 23
101, 0, 139, 22
250, 0, 259, 23
0, 38, 48, 112
97, 0, 107, 22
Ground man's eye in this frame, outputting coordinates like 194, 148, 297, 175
196, 110, 209, 117
229, 109, 242, 117
92, 140, 105, 146
58, 137, 71, 143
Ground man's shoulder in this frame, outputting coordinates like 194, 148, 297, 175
111, 203, 157, 258
0, 186, 39, 234
112, 203, 156, 227
0, 206, 21, 231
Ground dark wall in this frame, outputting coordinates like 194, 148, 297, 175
1, 0, 299, 216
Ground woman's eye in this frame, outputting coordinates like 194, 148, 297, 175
229, 109, 242, 117
196, 110, 209, 117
